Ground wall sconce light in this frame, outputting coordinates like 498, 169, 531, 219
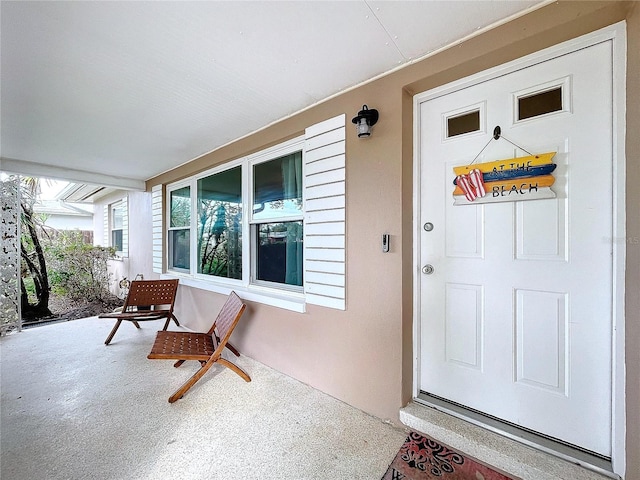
351, 105, 379, 138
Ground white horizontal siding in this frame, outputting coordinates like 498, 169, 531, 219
305, 247, 345, 263
306, 181, 345, 200
305, 168, 345, 187
305, 270, 345, 287
305, 294, 345, 311
305, 282, 345, 299
305, 235, 345, 249
305, 154, 345, 175
306, 195, 345, 211
121, 196, 129, 257
305, 221, 344, 236
305, 114, 345, 138
103, 204, 109, 247
304, 114, 347, 310
306, 259, 345, 275
306, 209, 345, 224
151, 185, 163, 273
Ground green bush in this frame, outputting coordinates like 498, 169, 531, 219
22, 277, 37, 303
46, 231, 116, 303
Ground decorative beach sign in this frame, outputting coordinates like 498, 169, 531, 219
452, 152, 557, 206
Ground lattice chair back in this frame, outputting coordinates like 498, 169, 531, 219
124, 279, 179, 312
207, 291, 246, 352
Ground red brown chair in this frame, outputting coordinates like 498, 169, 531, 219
99, 279, 180, 345
147, 291, 250, 403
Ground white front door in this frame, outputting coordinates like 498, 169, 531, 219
418, 41, 613, 457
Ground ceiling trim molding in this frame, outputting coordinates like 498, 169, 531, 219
0, 157, 145, 191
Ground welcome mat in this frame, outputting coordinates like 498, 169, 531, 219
382, 431, 519, 480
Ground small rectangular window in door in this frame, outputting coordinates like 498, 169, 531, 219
513, 76, 571, 124
518, 87, 563, 120
447, 110, 480, 138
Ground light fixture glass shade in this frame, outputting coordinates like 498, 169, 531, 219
357, 117, 371, 137
351, 104, 379, 138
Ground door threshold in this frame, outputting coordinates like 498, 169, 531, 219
400, 396, 618, 480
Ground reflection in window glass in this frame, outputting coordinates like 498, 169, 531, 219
111, 230, 123, 252
256, 221, 303, 286
112, 204, 123, 229
253, 152, 302, 220
170, 186, 191, 228
169, 186, 191, 272
111, 203, 123, 251
169, 229, 190, 271
197, 166, 242, 279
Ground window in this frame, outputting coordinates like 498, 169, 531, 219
517, 87, 563, 120
197, 167, 242, 279
168, 186, 190, 272
442, 102, 485, 142
111, 202, 124, 252
166, 140, 303, 293
447, 110, 480, 137
512, 77, 571, 124
252, 152, 303, 288
104, 199, 127, 256
159, 114, 346, 311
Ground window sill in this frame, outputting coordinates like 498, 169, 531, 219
160, 273, 306, 313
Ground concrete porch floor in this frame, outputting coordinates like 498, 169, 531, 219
0, 317, 407, 480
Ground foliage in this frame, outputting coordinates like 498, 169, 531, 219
20, 177, 52, 318
46, 230, 116, 302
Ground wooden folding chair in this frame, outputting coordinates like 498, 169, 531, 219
99, 279, 180, 345
147, 291, 250, 403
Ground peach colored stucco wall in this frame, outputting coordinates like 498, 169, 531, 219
149, 2, 639, 475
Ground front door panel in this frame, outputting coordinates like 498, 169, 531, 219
418, 41, 613, 456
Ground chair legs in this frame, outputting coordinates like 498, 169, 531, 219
162, 314, 180, 331
104, 319, 142, 345
217, 358, 251, 382
105, 315, 175, 345
213, 331, 240, 357
167, 356, 251, 403
104, 320, 122, 345
168, 359, 215, 403
225, 342, 240, 357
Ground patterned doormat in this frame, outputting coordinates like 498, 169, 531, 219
382, 431, 519, 480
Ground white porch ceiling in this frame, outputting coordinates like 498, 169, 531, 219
1, 0, 545, 189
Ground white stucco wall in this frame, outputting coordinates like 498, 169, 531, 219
93, 190, 154, 297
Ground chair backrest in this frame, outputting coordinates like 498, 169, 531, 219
207, 291, 246, 351
123, 279, 179, 311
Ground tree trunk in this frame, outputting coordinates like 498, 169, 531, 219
20, 202, 52, 319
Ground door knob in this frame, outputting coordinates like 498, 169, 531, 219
422, 264, 434, 275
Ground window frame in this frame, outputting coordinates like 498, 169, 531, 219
167, 181, 192, 274
511, 76, 572, 126
194, 162, 245, 287
249, 150, 304, 292
109, 200, 124, 255
165, 136, 305, 297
